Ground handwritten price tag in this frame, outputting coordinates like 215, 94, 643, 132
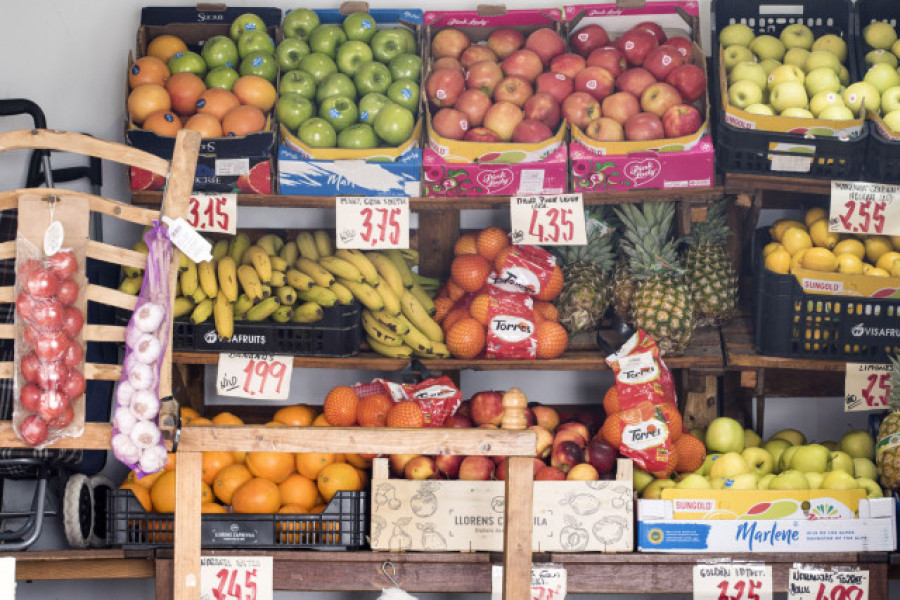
693, 564, 772, 600
788, 567, 868, 600
491, 564, 566, 600
0, 557, 14, 598
844, 363, 892, 411
829, 181, 900, 236
187, 193, 237, 235
335, 196, 409, 249
201, 555, 272, 600
510, 194, 587, 246
216, 353, 293, 401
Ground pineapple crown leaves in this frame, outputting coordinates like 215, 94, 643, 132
614, 202, 685, 279
685, 197, 734, 249
549, 206, 616, 270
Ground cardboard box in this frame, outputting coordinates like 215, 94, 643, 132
790, 267, 900, 298
637, 497, 896, 552
370, 457, 634, 552
127, 6, 281, 193
660, 488, 866, 520
276, 7, 424, 196
422, 146, 568, 197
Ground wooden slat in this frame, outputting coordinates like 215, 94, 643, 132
0, 324, 11, 340
86, 240, 147, 269
725, 172, 831, 196
89, 195, 159, 226
83, 324, 126, 343
0, 240, 14, 260
174, 451, 203, 600
0, 195, 18, 212
87, 283, 138, 311
504, 455, 534, 600
0, 421, 112, 449
0, 286, 11, 303
85, 362, 122, 381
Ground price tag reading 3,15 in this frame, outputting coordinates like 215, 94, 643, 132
510, 194, 587, 246
844, 363, 892, 412
787, 567, 868, 600
335, 196, 409, 249
829, 181, 900, 236
216, 353, 293, 401
187, 193, 237, 235
693, 564, 772, 600
201, 555, 273, 600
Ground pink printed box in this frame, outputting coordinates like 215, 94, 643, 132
422, 146, 568, 197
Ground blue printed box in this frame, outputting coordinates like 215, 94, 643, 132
278, 145, 421, 196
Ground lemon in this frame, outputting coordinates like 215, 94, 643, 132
782, 227, 813, 256
835, 253, 864, 274
833, 238, 865, 260
867, 267, 890, 277
807, 219, 839, 249
763, 242, 783, 257
875, 250, 900, 272
891, 235, 900, 251
791, 248, 808, 270
804, 207, 828, 227
801, 247, 838, 272
892, 260, 900, 277
764, 247, 791, 274
862, 262, 875, 274
769, 219, 806, 242
864, 235, 892, 263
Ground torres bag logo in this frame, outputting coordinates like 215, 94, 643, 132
490, 316, 534, 343
477, 169, 514, 190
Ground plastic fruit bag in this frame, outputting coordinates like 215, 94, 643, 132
484, 287, 537, 359
111, 223, 173, 477
489, 244, 557, 296
354, 377, 462, 427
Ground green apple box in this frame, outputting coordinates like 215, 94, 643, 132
661, 488, 866, 520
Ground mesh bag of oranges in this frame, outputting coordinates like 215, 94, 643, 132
351, 377, 461, 427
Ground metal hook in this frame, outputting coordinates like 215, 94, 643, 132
381, 561, 401, 588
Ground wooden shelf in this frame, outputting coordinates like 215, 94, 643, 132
725, 173, 832, 196
0, 422, 113, 450
0, 549, 155, 581
723, 316, 848, 372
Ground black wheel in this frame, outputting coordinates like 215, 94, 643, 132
88, 475, 115, 548
63, 473, 93, 548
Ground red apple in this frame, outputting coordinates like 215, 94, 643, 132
524, 406, 536, 428
512, 119, 553, 143
584, 117, 625, 141
535, 72, 573, 104
18, 414, 49, 446
460, 44, 498, 69
549, 53, 586, 80
487, 27, 525, 59
584, 437, 618, 474
561, 91, 601, 129
665, 36, 694, 59
435, 454, 463, 479
404, 455, 437, 480
643, 45, 685, 81
574, 66, 615, 101
390, 453, 422, 477
523, 92, 561, 130
625, 112, 664, 140
456, 400, 471, 418
433, 56, 464, 74
616, 67, 657, 98
552, 428, 588, 449
587, 47, 627, 77
556, 421, 591, 445
530, 425, 554, 459
525, 28, 566, 66
432, 29, 471, 60
531, 405, 560, 433
37, 389, 68, 422
550, 440, 582, 473
616, 29, 659, 66
662, 103, 703, 138
463, 127, 501, 143
535, 465, 567, 480
20, 384, 42, 413
454, 89, 492, 127
469, 390, 504, 426
26, 269, 60, 299
466, 60, 504, 96
601, 91, 640, 124
426, 68, 466, 108
640, 82, 683, 117
665, 63, 707, 104
570, 24, 610, 57
443, 413, 474, 428
458, 455, 495, 480
501, 49, 544, 83
432, 107, 470, 140
632, 21, 667, 45
494, 75, 533, 107
483, 102, 524, 141
576, 411, 602, 438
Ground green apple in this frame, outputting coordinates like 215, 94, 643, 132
757, 473, 775, 489
893, 39, 900, 58
394, 27, 417, 55
882, 87, 900, 114
343, 12, 378, 43
805, 50, 842, 75
767, 64, 805, 90
791, 444, 831, 473
856, 477, 883, 498
336, 40, 374, 76
821, 441, 839, 451
838, 65, 850, 86
723, 45, 757, 71
810, 90, 845, 116
867, 49, 899, 68
230, 13, 267, 42
744, 429, 762, 448
781, 107, 814, 118
729, 61, 767, 89
759, 58, 782, 75
309, 24, 347, 58
338, 123, 379, 149
202, 35, 239, 69
804, 471, 825, 489
763, 439, 791, 472
205, 66, 239, 90
237, 30, 275, 59
723, 472, 759, 490
842, 433, 876, 460
371, 28, 412, 63
843, 81, 881, 114
675, 473, 712, 489
710, 476, 728, 489
633, 467, 655, 495
355, 62, 392, 96
276, 95, 315, 132
387, 79, 420, 112
389, 54, 422, 82
694, 453, 721, 477
169, 51, 207, 78
770, 81, 808, 113
705, 417, 745, 454
709, 451, 749, 479
812, 34, 848, 63
316, 73, 357, 103
821, 469, 858, 490
319, 95, 358, 132
358, 92, 391, 124
283, 9, 320, 41
829, 450, 855, 476
770, 428, 806, 446
805, 67, 841, 97
279, 69, 317, 100
642, 478, 676, 499
297, 117, 336, 148
865, 63, 900, 93
769, 469, 810, 490
885, 109, 900, 132
745, 103, 775, 115
781, 24, 814, 50
719, 23, 755, 47
818, 105, 855, 121
276, 38, 311, 72
749, 35, 786, 61
853, 457, 877, 480
741, 447, 773, 476
780, 445, 799, 472
299, 52, 338, 84
373, 102, 415, 146
239, 51, 278, 82
864, 21, 898, 51
783, 47, 811, 69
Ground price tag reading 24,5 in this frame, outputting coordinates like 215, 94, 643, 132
693, 564, 772, 600
201, 555, 273, 600
216, 353, 293, 401
829, 181, 900, 236
510, 194, 587, 246
187, 193, 237, 235
336, 196, 409, 249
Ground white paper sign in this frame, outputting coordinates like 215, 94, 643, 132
0, 557, 14, 599
201, 555, 272, 600
510, 194, 587, 246
844, 363, 892, 411
187, 193, 238, 235
491, 564, 567, 600
216, 353, 293, 400
693, 564, 772, 600
829, 181, 900, 236
161, 216, 214, 264
335, 196, 409, 249
787, 567, 868, 600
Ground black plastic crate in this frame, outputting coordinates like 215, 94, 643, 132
107, 489, 368, 550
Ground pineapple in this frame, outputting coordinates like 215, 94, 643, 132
614, 202, 695, 356
876, 353, 900, 490
551, 208, 616, 335
611, 261, 635, 323
682, 199, 738, 326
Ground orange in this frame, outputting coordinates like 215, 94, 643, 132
344, 453, 372, 469
201, 450, 236, 485
476, 226, 509, 261
128, 56, 170, 89
658, 403, 683, 442
149, 470, 177, 513
317, 463, 361, 503
233, 451, 247, 465
212, 411, 244, 425
454, 233, 478, 255
602, 386, 620, 415
323, 385, 359, 426
659, 445, 680, 478
673, 433, 706, 473
600, 413, 623, 448
222, 105, 266, 136
535, 265, 564, 301
188, 417, 213, 426
119, 482, 152, 512
533, 301, 558, 322
232, 75, 277, 112
180, 407, 201, 423
147, 34, 188, 64
213, 463, 253, 505
246, 451, 295, 483
355, 467, 370, 489
433, 297, 454, 324
278, 473, 319, 511
278, 503, 310, 514
356, 393, 394, 427
274, 404, 316, 426
200, 481, 215, 504
444, 279, 466, 302
311, 413, 332, 426
127, 84, 172, 126
468, 293, 490, 326
296, 452, 337, 480
164, 452, 177, 471
126, 469, 163, 489
165, 72, 206, 116
450, 254, 492, 292
445, 317, 486, 359
441, 306, 470, 335
385, 400, 425, 428
202, 502, 228, 514
231, 477, 281, 513
196, 88, 241, 121
493, 246, 512, 271
535, 321, 568, 359
183, 113, 223, 139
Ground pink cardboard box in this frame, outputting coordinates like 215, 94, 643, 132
422, 146, 568, 197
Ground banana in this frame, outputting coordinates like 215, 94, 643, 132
272, 304, 293, 323
243, 246, 272, 283
190, 286, 208, 304
329, 281, 356, 305
256, 234, 284, 256
314, 229, 333, 257
217, 257, 239, 302
118, 275, 143, 295
296, 231, 320, 260
429, 341, 451, 358
366, 336, 413, 359
179, 260, 199, 296
124, 240, 148, 277
245, 297, 280, 321
228, 233, 251, 263
367, 251, 405, 297
399, 247, 419, 267
177, 251, 193, 274
292, 301, 324, 323
190, 298, 214, 324
172, 296, 195, 318
335, 249, 380, 285
336, 278, 383, 311
295, 257, 336, 287
260, 283, 272, 298
233, 293, 254, 316
214, 293, 234, 339
373, 281, 401, 317
411, 271, 440, 292
211, 239, 229, 261
279, 241, 299, 265
371, 309, 410, 335
400, 290, 443, 342
298, 285, 339, 307
362, 310, 405, 346
237, 265, 264, 302
270, 270, 286, 288
174, 280, 181, 297
270, 256, 288, 272
285, 268, 314, 291
385, 249, 414, 288
410, 283, 436, 316
319, 255, 364, 283
276, 285, 297, 305
396, 314, 433, 352
197, 260, 218, 299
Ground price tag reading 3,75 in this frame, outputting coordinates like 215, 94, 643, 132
510, 194, 587, 246
693, 564, 772, 600
216, 353, 293, 401
829, 181, 900, 236
187, 193, 237, 235
201, 555, 273, 600
787, 567, 868, 600
844, 363, 892, 412
335, 196, 409, 249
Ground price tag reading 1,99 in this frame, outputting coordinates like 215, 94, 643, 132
844, 362, 892, 412
335, 196, 409, 249
187, 193, 237, 235
510, 194, 587, 246
201, 555, 273, 600
216, 353, 293, 401
693, 564, 772, 600
787, 567, 868, 600
829, 181, 900, 236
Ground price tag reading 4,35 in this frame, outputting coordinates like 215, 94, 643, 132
187, 193, 237, 235
787, 567, 868, 600
201, 555, 273, 600
216, 353, 293, 401
829, 181, 900, 236
335, 196, 409, 249
491, 564, 566, 600
844, 363, 892, 411
693, 564, 772, 600
510, 194, 587, 246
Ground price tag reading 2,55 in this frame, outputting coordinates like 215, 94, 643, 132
335, 196, 409, 249
829, 181, 900, 236
844, 362, 892, 412
201, 555, 273, 600
693, 564, 772, 600
510, 194, 587, 246
187, 193, 237, 235
216, 353, 293, 401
